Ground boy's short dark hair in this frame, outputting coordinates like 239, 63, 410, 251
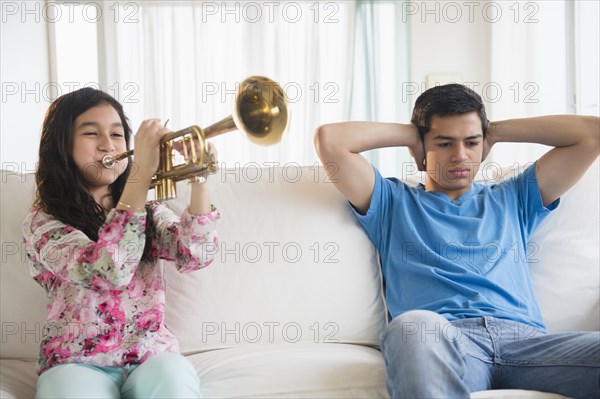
411, 83, 489, 140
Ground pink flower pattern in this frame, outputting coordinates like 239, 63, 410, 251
22, 203, 219, 374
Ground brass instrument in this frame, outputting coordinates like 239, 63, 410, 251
101, 76, 288, 201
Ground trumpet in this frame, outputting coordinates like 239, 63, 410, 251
101, 76, 288, 201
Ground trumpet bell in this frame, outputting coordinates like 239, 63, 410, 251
232, 76, 288, 146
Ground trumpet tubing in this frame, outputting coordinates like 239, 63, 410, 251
101, 76, 288, 201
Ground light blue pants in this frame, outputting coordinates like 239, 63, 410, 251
35, 352, 202, 399
381, 310, 600, 399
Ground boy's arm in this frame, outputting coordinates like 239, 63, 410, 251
314, 122, 422, 214
488, 116, 600, 206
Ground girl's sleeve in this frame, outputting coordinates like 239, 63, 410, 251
150, 202, 220, 273
22, 209, 147, 291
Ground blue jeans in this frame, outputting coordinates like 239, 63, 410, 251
35, 352, 202, 398
381, 310, 600, 399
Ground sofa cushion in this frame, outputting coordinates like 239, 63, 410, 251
163, 166, 387, 353
188, 343, 388, 398
0, 360, 37, 399
472, 389, 569, 399
0, 344, 388, 399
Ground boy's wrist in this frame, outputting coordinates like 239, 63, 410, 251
486, 120, 501, 145
407, 123, 421, 146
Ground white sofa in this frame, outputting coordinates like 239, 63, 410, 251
1, 163, 598, 399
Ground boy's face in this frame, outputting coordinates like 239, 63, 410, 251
422, 112, 484, 199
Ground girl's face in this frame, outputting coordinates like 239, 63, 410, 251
72, 104, 128, 193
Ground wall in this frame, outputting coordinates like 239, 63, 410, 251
407, 1, 491, 111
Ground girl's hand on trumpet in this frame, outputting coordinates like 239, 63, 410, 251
132, 118, 172, 182
171, 138, 217, 215
172, 138, 216, 160
172, 139, 218, 182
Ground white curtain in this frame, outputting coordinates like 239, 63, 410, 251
98, 0, 412, 170
98, 1, 357, 168
348, 0, 412, 177
574, 1, 599, 117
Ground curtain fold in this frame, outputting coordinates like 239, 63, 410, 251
348, 0, 412, 176
485, 0, 569, 167
99, 1, 360, 167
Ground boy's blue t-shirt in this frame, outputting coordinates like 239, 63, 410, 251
353, 163, 559, 331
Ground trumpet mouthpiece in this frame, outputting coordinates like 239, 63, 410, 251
101, 155, 115, 168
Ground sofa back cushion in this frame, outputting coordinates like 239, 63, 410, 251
526, 160, 599, 332
1, 171, 48, 360
162, 166, 386, 353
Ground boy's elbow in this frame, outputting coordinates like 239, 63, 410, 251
314, 124, 339, 157
582, 116, 600, 155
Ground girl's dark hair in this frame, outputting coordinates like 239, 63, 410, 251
34, 87, 154, 258
411, 83, 489, 140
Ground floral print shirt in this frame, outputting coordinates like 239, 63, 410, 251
22, 202, 219, 374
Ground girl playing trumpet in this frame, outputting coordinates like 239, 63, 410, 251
22, 87, 218, 398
